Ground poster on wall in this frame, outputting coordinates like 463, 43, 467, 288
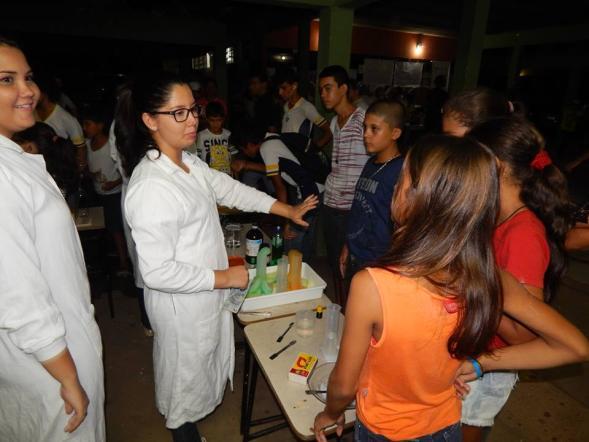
363, 58, 396, 87
393, 61, 423, 87
431, 61, 451, 90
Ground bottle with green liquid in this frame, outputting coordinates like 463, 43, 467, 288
270, 225, 284, 266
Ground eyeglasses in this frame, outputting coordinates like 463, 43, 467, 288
152, 105, 200, 123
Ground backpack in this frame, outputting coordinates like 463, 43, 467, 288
264, 133, 331, 184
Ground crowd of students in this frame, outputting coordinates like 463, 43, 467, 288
2, 34, 589, 442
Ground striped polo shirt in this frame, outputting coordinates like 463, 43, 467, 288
324, 107, 369, 210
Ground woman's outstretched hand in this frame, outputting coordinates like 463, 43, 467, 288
289, 195, 319, 227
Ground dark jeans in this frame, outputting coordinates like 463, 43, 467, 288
322, 205, 350, 306
355, 420, 461, 442
171, 421, 201, 442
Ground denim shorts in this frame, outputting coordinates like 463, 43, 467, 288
354, 420, 462, 442
461, 371, 518, 427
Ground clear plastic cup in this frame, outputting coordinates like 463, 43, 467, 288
295, 309, 315, 337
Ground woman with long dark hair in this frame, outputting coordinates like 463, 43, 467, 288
117, 72, 317, 441
0, 37, 104, 441
312, 135, 588, 442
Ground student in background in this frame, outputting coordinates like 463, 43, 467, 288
441, 87, 511, 137
318, 65, 370, 305
35, 74, 87, 170
424, 74, 449, 133
339, 100, 405, 295
193, 101, 236, 175
82, 106, 129, 275
312, 135, 589, 442
348, 79, 370, 111
14, 122, 79, 202
248, 71, 282, 133
197, 78, 228, 119
278, 69, 332, 148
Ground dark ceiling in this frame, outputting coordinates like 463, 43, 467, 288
5, 0, 589, 36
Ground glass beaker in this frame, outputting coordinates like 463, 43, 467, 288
295, 309, 315, 337
224, 223, 241, 248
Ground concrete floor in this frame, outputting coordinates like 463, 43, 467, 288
94, 256, 589, 442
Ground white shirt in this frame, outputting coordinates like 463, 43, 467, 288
42, 104, 85, 147
0, 134, 105, 441
194, 128, 236, 174
87, 139, 122, 195
125, 150, 275, 428
260, 133, 324, 196
281, 97, 326, 136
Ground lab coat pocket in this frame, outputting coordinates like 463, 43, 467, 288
194, 312, 222, 362
179, 310, 225, 393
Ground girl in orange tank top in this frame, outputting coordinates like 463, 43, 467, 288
313, 135, 589, 442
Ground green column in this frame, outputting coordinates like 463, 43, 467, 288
450, 0, 490, 93
317, 6, 354, 73
316, 6, 354, 107
298, 17, 311, 97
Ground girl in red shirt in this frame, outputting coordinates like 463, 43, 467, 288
460, 116, 575, 441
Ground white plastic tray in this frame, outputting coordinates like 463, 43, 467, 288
241, 262, 326, 310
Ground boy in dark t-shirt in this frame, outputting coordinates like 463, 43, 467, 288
340, 100, 406, 284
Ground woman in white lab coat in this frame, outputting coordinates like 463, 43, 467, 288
118, 73, 317, 441
0, 38, 105, 441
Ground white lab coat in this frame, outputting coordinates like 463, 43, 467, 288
125, 150, 276, 429
0, 135, 105, 441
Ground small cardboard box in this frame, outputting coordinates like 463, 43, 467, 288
288, 352, 318, 384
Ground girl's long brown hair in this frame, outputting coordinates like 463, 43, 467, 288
378, 135, 502, 359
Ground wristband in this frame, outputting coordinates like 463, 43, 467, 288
468, 357, 483, 379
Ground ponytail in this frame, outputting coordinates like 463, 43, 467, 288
521, 161, 573, 301
470, 116, 575, 301
113, 86, 150, 177
113, 72, 186, 177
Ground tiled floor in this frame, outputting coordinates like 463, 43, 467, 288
95, 255, 589, 441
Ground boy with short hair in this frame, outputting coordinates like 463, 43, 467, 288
339, 100, 406, 285
318, 65, 370, 304
82, 106, 129, 274
278, 69, 332, 148
194, 101, 236, 175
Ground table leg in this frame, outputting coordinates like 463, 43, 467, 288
240, 342, 252, 434
242, 356, 258, 442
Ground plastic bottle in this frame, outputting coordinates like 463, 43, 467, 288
245, 224, 263, 266
270, 226, 284, 266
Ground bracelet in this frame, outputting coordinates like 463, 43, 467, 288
467, 357, 484, 379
